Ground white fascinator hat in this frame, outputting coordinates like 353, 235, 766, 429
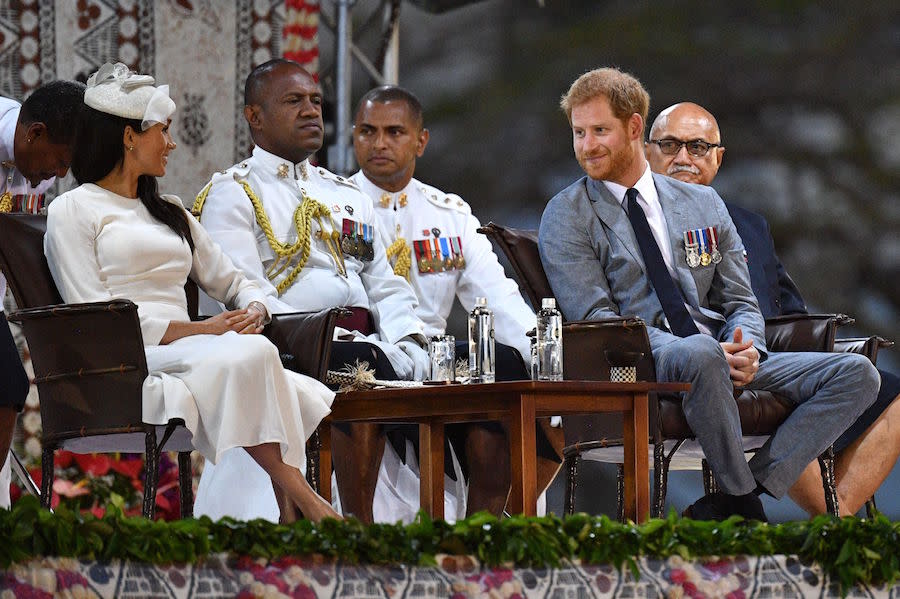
83, 62, 175, 131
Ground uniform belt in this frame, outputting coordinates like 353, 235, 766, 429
336, 306, 374, 336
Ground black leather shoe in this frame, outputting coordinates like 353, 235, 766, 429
683, 492, 729, 520
683, 492, 768, 522
729, 492, 768, 522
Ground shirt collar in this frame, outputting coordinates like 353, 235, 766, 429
602, 162, 656, 208
251, 145, 311, 181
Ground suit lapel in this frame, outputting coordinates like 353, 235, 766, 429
585, 178, 643, 267
653, 174, 700, 306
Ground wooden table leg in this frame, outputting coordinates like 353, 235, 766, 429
508, 394, 537, 516
622, 392, 650, 523
319, 423, 332, 503
419, 422, 445, 519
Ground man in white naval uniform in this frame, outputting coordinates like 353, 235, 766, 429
351, 85, 564, 517
0, 81, 85, 509
191, 59, 430, 523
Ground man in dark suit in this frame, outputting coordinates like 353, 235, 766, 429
540, 67, 880, 521
646, 101, 900, 516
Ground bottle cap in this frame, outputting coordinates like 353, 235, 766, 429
475, 297, 487, 306
542, 298, 556, 309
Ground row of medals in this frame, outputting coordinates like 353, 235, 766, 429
417, 239, 466, 273
684, 243, 722, 267
341, 229, 375, 262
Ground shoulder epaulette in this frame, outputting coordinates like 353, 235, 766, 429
315, 167, 361, 191
420, 183, 470, 214
192, 162, 253, 217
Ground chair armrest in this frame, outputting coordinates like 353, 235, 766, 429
764, 313, 853, 353
8, 299, 139, 321
833, 335, 894, 364
8, 300, 149, 436
265, 307, 351, 381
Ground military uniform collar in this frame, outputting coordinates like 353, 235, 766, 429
355, 171, 417, 209
251, 145, 311, 181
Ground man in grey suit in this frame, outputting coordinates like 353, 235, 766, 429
539, 67, 881, 520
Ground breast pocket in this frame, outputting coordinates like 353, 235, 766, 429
688, 263, 717, 299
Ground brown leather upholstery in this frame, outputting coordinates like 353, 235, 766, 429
834, 336, 893, 363
479, 223, 551, 311
0, 213, 62, 308
479, 221, 857, 517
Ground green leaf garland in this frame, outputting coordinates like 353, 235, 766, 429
2, 496, 898, 594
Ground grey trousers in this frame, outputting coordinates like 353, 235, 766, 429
652, 334, 880, 498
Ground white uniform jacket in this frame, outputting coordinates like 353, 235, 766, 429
0, 98, 56, 308
197, 147, 425, 344
351, 172, 535, 362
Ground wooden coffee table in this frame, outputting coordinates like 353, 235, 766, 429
318, 380, 689, 523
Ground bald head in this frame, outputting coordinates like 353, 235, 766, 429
242, 58, 324, 164
645, 102, 725, 186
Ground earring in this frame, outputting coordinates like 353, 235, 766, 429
25, 137, 31, 143
128, 145, 134, 151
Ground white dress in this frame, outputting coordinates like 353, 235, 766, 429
44, 183, 334, 472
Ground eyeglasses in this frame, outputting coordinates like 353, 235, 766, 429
649, 138, 722, 157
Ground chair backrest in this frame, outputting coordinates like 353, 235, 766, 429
478, 222, 554, 312
0, 213, 199, 318
0, 213, 63, 308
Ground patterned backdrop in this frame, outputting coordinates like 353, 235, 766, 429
0, 0, 320, 477
0, 0, 320, 203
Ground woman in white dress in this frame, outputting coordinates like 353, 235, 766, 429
44, 63, 340, 523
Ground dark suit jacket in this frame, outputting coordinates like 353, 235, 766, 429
724, 203, 807, 319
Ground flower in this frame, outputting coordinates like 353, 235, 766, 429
12, 450, 191, 521
53, 479, 90, 498
73, 454, 112, 477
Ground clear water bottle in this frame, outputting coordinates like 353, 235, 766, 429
537, 297, 563, 381
530, 335, 539, 380
468, 297, 495, 383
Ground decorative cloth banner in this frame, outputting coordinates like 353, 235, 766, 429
2, 554, 898, 598
284, 0, 320, 80
0, 0, 298, 203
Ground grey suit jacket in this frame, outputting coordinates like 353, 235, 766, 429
538, 171, 767, 356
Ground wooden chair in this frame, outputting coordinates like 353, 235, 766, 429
480, 221, 887, 518
0, 213, 343, 517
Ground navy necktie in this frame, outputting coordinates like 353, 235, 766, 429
625, 188, 700, 337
